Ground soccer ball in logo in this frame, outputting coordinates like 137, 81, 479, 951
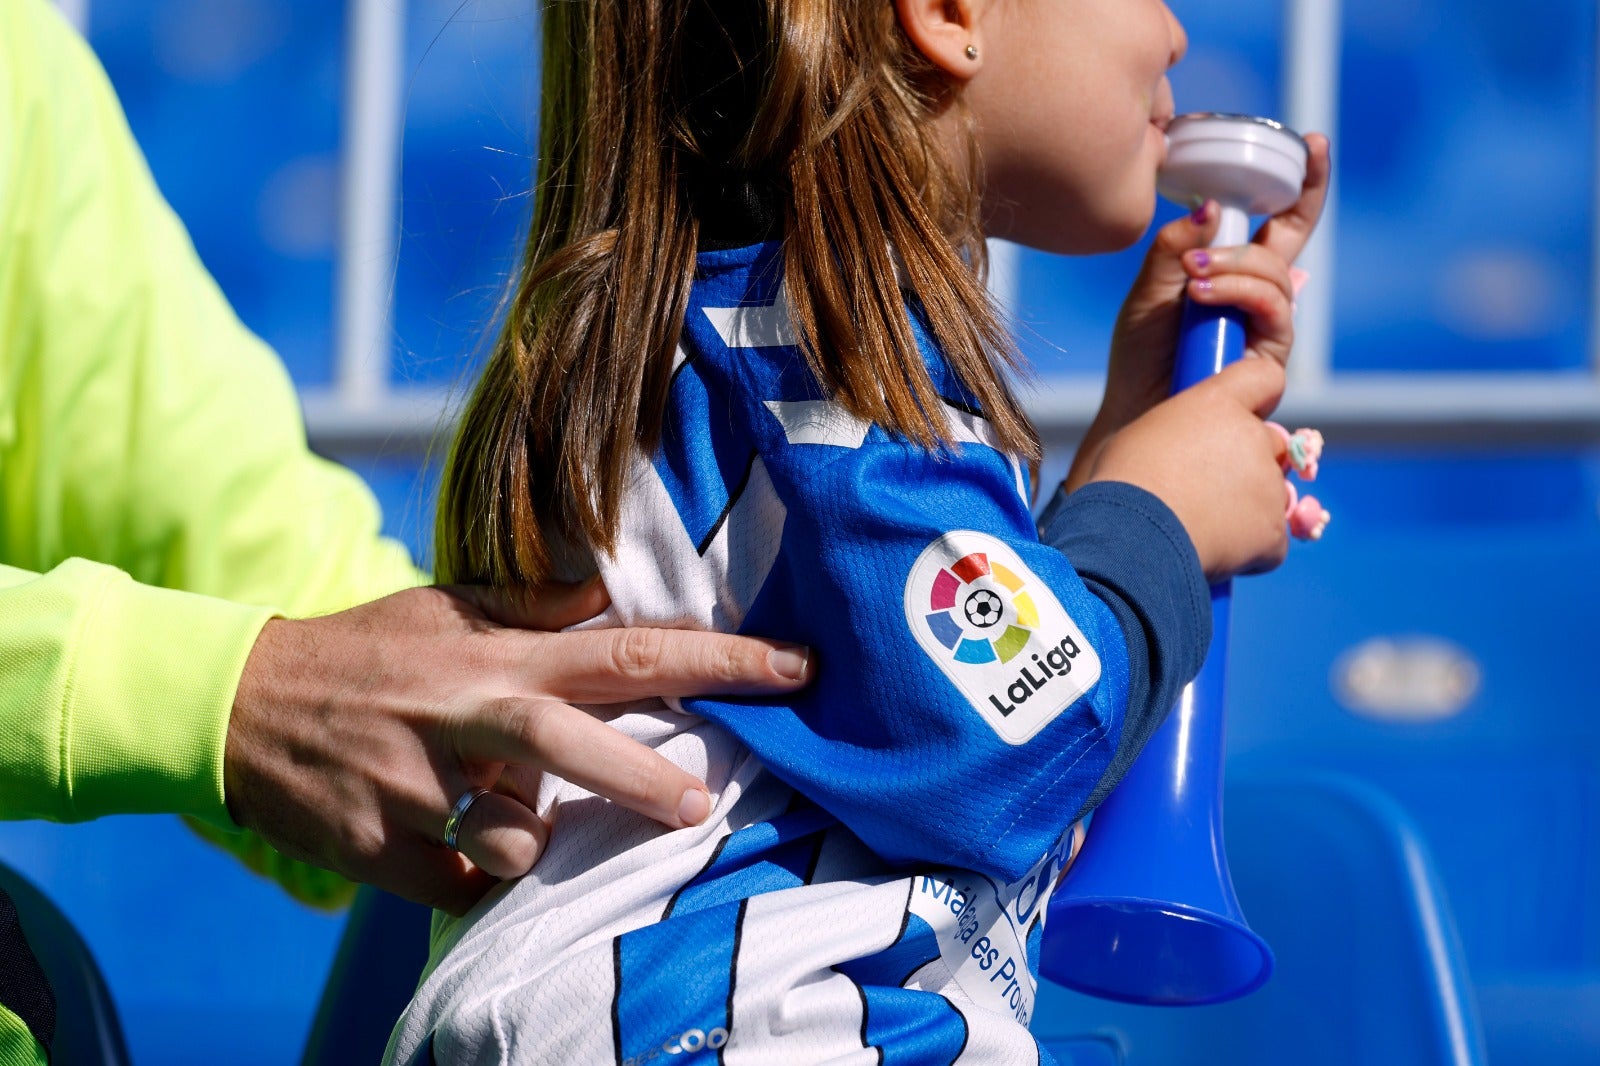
921, 551, 1040, 665
963, 588, 1004, 629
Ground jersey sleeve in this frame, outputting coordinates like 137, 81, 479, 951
680, 304, 1206, 883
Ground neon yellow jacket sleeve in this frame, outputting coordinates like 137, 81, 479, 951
0, 1006, 46, 1066
0, 0, 425, 903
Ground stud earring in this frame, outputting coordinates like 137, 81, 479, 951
965, 44, 978, 61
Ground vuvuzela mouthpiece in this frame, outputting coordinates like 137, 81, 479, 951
1158, 112, 1309, 218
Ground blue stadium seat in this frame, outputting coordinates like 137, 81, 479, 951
1032, 773, 1487, 1066
302, 888, 432, 1066
1228, 515, 1600, 1064
0, 859, 131, 1066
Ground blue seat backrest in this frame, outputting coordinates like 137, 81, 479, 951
0, 860, 131, 1066
1031, 773, 1487, 1066
302, 887, 432, 1066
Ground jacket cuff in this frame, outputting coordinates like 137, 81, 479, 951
63, 561, 273, 824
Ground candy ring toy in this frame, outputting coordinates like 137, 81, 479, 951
1269, 422, 1330, 541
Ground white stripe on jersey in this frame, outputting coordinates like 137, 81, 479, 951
602, 453, 785, 634
384, 729, 786, 1065
720, 880, 909, 1064
906, 966, 1042, 1066
702, 300, 798, 349
763, 399, 873, 449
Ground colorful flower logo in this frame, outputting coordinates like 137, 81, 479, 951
923, 552, 1039, 664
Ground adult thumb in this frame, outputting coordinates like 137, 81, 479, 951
1206, 355, 1287, 418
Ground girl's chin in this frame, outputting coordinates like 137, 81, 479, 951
982, 180, 1158, 256
1068, 197, 1160, 255
992, 218, 1151, 257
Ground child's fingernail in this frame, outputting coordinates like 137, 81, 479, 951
678, 788, 712, 827
1190, 200, 1211, 225
1193, 279, 1214, 293
769, 645, 812, 681
1193, 250, 1211, 269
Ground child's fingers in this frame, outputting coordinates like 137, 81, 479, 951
1238, 527, 1292, 576
1265, 420, 1294, 469
1186, 274, 1295, 363
1252, 133, 1332, 265
1181, 243, 1295, 304
1200, 352, 1287, 418
1127, 200, 1223, 307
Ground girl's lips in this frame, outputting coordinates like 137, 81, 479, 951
1149, 119, 1170, 165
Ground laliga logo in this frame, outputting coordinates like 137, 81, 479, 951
905, 532, 1102, 746
923, 551, 1038, 665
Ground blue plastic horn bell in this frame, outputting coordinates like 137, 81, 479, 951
1040, 114, 1310, 1006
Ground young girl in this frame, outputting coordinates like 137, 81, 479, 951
388, 0, 1329, 1061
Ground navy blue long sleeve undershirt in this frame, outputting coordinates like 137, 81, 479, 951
1038, 480, 1213, 816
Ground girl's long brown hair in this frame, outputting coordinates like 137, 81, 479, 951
437, 0, 1039, 587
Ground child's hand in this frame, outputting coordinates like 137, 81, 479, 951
1067, 134, 1331, 493
1084, 356, 1294, 583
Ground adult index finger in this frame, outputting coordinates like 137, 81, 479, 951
512, 627, 815, 705
454, 697, 713, 830
1252, 133, 1332, 265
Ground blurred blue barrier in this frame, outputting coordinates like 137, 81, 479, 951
302, 888, 431, 1066
1230, 499, 1600, 975
1476, 975, 1600, 1066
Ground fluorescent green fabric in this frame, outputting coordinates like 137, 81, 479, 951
0, 0, 425, 907
0, 1005, 47, 1066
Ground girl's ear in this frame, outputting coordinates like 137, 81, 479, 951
894, 0, 984, 80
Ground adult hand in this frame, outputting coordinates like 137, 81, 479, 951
223, 581, 814, 914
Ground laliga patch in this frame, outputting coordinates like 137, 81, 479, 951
904, 532, 1101, 745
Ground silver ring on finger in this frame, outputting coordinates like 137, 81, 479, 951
443, 787, 492, 851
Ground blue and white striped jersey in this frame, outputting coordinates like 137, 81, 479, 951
385, 242, 1206, 1065
620, 241, 1131, 882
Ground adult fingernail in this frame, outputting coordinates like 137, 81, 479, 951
769, 645, 811, 681
678, 788, 712, 827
